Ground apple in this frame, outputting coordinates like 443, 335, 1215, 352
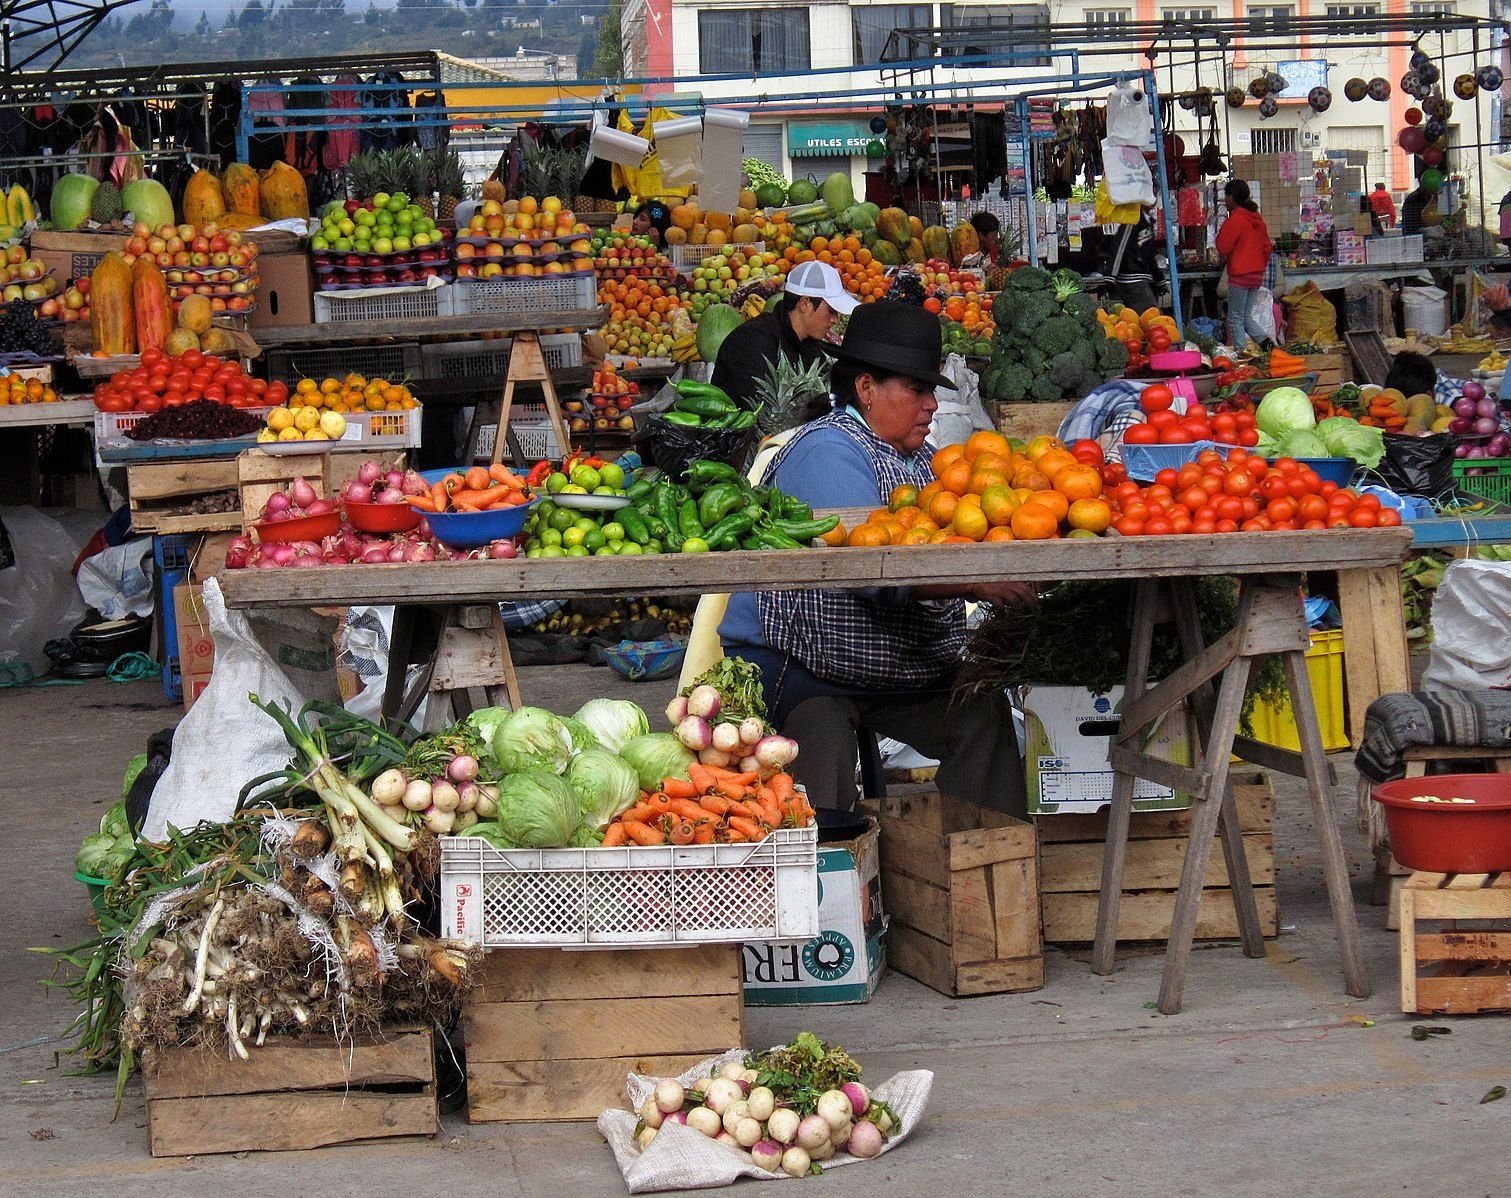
166, 270, 184, 283
173, 251, 191, 267
155, 252, 173, 267
210, 252, 230, 268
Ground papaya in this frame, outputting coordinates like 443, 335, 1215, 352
90, 252, 136, 356
870, 240, 901, 267
221, 163, 261, 217
875, 207, 912, 248
903, 238, 926, 264
182, 170, 227, 226
921, 225, 952, 261
909, 215, 924, 240
949, 222, 981, 266
216, 212, 265, 231
130, 257, 173, 353
259, 161, 309, 220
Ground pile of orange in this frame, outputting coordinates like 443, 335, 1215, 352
2, 374, 59, 404
779, 236, 891, 301
845, 430, 1111, 546
598, 277, 688, 323
289, 374, 417, 413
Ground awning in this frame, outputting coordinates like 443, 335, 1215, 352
788, 121, 874, 157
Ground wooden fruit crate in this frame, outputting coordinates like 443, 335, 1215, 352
1399, 870, 1511, 1015
237, 447, 405, 531
141, 1025, 437, 1157
464, 944, 744, 1123
127, 457, 244, 535
1036, 771, 1278, 944
995, 400, 1075, 443
876, 791, 1043, 997
1298, 351, 1348, 390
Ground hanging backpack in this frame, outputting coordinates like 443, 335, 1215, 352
284, 75, 328, 178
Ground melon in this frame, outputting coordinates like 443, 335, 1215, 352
921, 225, 952, 261
875, 207, 912, 248
786, 178, 818, 205
871, 241, 901, 267
754, 182, 787, 208
738, 188, 759, 210
164, 327, 200, 356
178, 294, 213, 335
50, 174, 100, 231
120, 179, 176, 231
695, 303, 744, 364
200, 327, 237, 355
820, 172, 855, 216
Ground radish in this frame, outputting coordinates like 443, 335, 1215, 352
686, 684, 721, 719
653, 1079, 684, 1113
846, 1120, 884, 1158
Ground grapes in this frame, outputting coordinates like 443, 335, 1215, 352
0, 301, 56, 355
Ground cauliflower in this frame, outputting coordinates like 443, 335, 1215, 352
1032, 315, 1081, 358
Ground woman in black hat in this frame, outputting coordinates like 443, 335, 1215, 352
719, 302, 1033, 816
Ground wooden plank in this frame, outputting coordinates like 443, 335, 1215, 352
879, 791, 949, 834
1039, 833, 1275, 893
253, 306, 609, 348
1042, 887, 1279, 943
1109, 746, 1210, 801
878, 816, 949, 884
1408, 889, 1511, 920
1035, 774, 1273, 843
475, 945, 742, 1003
952, 955, 1045, 997
147, 1090, 437, 1156
1231, 734, 1337, 785
1447, 873, 1492, 890
1415, 931, 1511, 962
140, 510, 243, 535
1414, 975, 1511, 1015
466, 1054, 709, 1123
990, 855, 1042, 961
1404, 871, 1450, 891
127, 458, 241, 500
879, 868, 952, 943
947, 821, 1037, 871
949, 866, 1000, 964
464, 995, 742, 1063
1399, 884, 1418, 1014
142, 1028, 433, 1100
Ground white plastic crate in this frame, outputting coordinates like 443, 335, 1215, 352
450, 274, 598, 317
1365, 234, 1425, 265
313, 284, 455, 324
265, 343, 422, 385
94, 405, 275, 442
476, 419, 563, 461
439, 825, 819, 947
420, 333, 582, 380
665, 242, 763, 270
337, 406, 423, 448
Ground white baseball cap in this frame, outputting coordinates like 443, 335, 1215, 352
784, 260, 860, 315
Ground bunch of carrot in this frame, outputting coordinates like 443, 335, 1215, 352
600, 765, 814, 847
409, 464, 532, 513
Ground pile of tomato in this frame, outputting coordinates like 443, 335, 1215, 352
1120, 382, 1261, 447
1105, 447, 1403, 537
91, 347, 288, 414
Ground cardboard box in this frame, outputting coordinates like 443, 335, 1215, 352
172, 582, 214, 676
1022, 685, 1193, 815
250, 252, 314, 328
742, 819, 884, 1005
183, 671, 214, 712
27, 229, 129, 280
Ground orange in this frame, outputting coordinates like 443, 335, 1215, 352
865, 506, 892, 524
1024, 434, 1067, 463
1012, 465, 1052, 492
927, 528, 955, 543
1067, 498, 1113, 534
968, 468, 1008, 496
1025, 489, 1069, 522
889, 483, 920, 511
819, 522, 847, 547
983, 526, 1016, 542
951, 503, 989, 541
1053, 464, 1105, 503
980, 484, 1019, 527
912, 515, 940, 534
1010, 503, 1061, 540
939, 534, 974, 544
964, 429, 1012, 462
970, 450, 1013, 477
1035, 449, 1078, 482
893, 506, 923, 529
928, 490, 960, 526
931, 444, 966, 477
847, 523, 891, 548
939, 460, 973, 496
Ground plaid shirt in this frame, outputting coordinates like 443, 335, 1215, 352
754, 410, 968, 690
1056, 379, 1191, 463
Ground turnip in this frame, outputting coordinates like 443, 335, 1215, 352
780, 1146, 812, 1178
739, 755, 761, 774
699, 747, 734, 768
455, 782, 479, 814
839, 1081, 869, 1116
746, 1086, 775, 1121
766, 1107, 800, 1144
663, 1110, 687, 1126
474, 783, 498, 819
715, 1132, 738, 1146
429, 780, 460, 813
751, 1140, 784, 1171
653, 1079, 685, 1113
733, 1118, 764, 1148
422, 805, 455, 835
809, 1138, 835, 1163
665, 695, 689, 724
686, 684, 722, 719
402, 779, 433, 812
453, 810, 479, 831
639, 1098, 665, 1130
685, 1106, 721, 1138
703, 1077, 742, 1115
711, 722, 743, 753
721, 1101, 749, 1134
675, 715, 712, 751
740, 1068, 759, 1085
739, 717, 766, 746
828, 1121, 851, 1147
689, 1076, 711, 1096
846, 1120, 884, 1158
636, 1126, 657, 1150
718, 1061, 746, 1082
753, 735, 800, 770
873, 1106, 895, 1134
795, 1114, 831, 1150
371, 768, 407, 805
816, 1089, 853, 1130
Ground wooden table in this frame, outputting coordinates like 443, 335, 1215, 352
221, 528, 1412, 1013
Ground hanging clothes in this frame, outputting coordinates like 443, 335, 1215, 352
360, 72, 413, 153
171, 83, 208, 155
284, 75, 327, 177
208, 79, 241, 169
972, 111, 1007, 194
322, 75, 361, 173
413, 89, 448, 153
246, 78, 286, 170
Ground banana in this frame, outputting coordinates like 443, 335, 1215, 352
671, 332, 700, 363
740, 295, 767, 320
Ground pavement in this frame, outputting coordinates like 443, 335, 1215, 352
2, 670, 1507, 1198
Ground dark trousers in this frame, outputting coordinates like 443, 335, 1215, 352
733, 647, 1027, 817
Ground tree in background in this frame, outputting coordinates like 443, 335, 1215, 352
194, 10, 211, 35
593, 0, 622, 79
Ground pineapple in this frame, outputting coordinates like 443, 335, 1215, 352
345, 151, 380, 203
404, 149, 435, 220
433, 149, 466, 224
751, 354, 832, 438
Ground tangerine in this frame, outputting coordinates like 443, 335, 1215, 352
1035, 448, 1078, 481
980, 484, 1019, 527
847, 523, 891, 548
917, 480, 944, 510
1053, 464, 1105, 502
1023, 434, 1067, 463
927, 490, 960, 525
1012, 466, 1052, 491
889, 483, 920, 511
964, 430, 1012, 462
1025, 489, 1069, 522
968, 467, 1009, 496
970, 450, 1014, 477
931, 444, 966, 476
1067, 498, 1113, 534
939, 460, 974, 495
951, 504, 989, 541
983, 526, 1016, 542
1010, 503, 1061, 540
819, 522, 847, 547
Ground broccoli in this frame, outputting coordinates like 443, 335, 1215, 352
1018, 345, 1048, 376
1070, 338, 1102, 376
1097, 336, 1129, 374
992, 290, 1015, 328
1032, 315, 1081, 358
1009, 291, 1060, 335
1005, 264, 1052, 293
1030, 373, 1066, 402
990, 362, 1035, 402
1062, 292, 1101, 327
1075, 376, 1102, 399
1048, 352, 1087, 391
1051, 268, 1085, 303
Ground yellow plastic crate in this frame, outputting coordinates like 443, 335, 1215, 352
1247, 629, 1347, 752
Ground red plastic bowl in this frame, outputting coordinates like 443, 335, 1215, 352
254, 510, 341, 544
344, 498, 422, 533
1372, 773, 1511, 873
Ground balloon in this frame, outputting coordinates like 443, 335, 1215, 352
865, 139, 886, 159
868, 115, 887, 134
1398, 126, 1427, 154
1421, 146, 1445, 168
1404, 107, 1424, 125
1420, 168, 1444, 192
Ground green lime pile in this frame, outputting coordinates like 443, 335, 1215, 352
311, 193, 444, 254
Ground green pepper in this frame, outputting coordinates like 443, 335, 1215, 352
660, 411, 702, 428
704, 511, 754, 550
675, 380, 738, 405
779, 495, 813, 521
774, 514, 841, 541
655, 484, 681, 533
678, 498, 704, 539
674, 393, 739, 419
684, 460, 741, 489
625, 472, 660, 503
698, 482, 745, 528
618, 506, 651, 545
727, 409, 757, 430
752, 527, 804, 550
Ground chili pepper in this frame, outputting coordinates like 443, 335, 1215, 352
778, 493, 813, 521
678, 498, 705, 539
675, 393, 739, 420
674, 380, 738, 405
659, 411, 702, 428
773, 514, 841, 541
655, 484, 681, 532
625, 472, 660, 502
704, 511, 754, 549
727, 409, 757, 430
752, 527, 803, 550
617, 506, 651, 545
698, 482, 745, 528
683, 460, 741, 488
526, 460, 554, 487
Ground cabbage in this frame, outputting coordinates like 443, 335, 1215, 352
75, 833, 117, 878
1277, 429, 1330, 459
573, 699, 649, 754
1255, 430, 1279, 457
100, 800, 130, 839
1315, 417, 1386, 468
1255, 387, 1315, 440
569, 825, 605, 848
567, 749, 642, 831
562, 716, 599, 755
482, 769, 582, 848
466, 706, 513, 750
491, 707, 575, 776
618, 733, 696, 793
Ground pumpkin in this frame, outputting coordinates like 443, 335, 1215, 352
182, 170, 227, 226
90, 253, 136, 356
130, 258, 173, 354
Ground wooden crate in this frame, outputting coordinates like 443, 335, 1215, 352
877, 791, 1044, 997
126, 457, 244, 534
141, 1026, 437, 1157
464, 944, 744, 1123
237, 447, 406, 531
995, 400, 1075, 442
1399, 870, 1511, 1015
1298, 351, 1348, 390
1036, 771, 1279, 944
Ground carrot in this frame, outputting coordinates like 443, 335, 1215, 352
768, 773, 794, 803
686, 763, 719, 794
692, 822, 716, 845
728, 815, 764, 841
662, 797, 710, 823
440, 472, 466, 495
430, 481, 449, 511
465, 465, 490, 491
601, 822, 628, 847
734, 798, 768, 822
698, 794, 734, 816
621, 820, 666, 846
475, 487, 519, 509
621, 802, 656, 824
707, 768, 759, 788
489, 463, 525, 488
662, 776, 699, 799
669, 821, 697, 845
408, 494, 438, 511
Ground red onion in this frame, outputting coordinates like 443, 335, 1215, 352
1462, 380, 1486, 402
268, 544, 296, 566
290, 477, 318, 509
292, 554, 322, 567
225, 549, 250, 569
264, 508, 292, 522
416, 518, 432, 539
1476, 398, 1501, 420
384, 470, 405, 492
304, 498, 337, 516
1449, 417, 1471, 435
256, 555, 282, 568
375, 488, 408, 504
362, 547, 391, 563
407, 543, 437, 563
264, 491, 292, 515
1455, 443, 1470, 458
387, 545, 408, 563
1454, 397, 1478, 419
1473, 417, 1499, 436
342, 480, 372, 503
357, 460, 383, 486
487, 540, 518, 559
229, 534, 253, 554
402, 470, 429, 496
1489, 433, 1511, 456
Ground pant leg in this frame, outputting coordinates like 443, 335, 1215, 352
781, 695, 865, 813
1227, 285, 1253, 349
1117, 280, 1157, 313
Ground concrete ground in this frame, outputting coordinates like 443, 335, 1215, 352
2, 670, 1506, 1198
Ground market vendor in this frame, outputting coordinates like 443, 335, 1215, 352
719, 302, 1032, 815
710, 261, 857, 413
631, 199, 673, 245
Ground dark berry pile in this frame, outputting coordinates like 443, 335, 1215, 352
0, 302, 56, 354
884, 269, 927, 305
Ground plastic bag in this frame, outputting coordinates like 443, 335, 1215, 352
143, 578, 341, 841
340, 604, 430, 727
1368, 432, 1455, 497
1281, 281, 1339, 345
634, 415, 757, 482
1101, 141, 1155, 206
1094, 179, 1142, 226
1422, 559, 1511, 691
1249, 286, 1278, 343
0, 506, 90, 671
929, 353, 996, 449
1105, 82, 1152, 147
76, 538, 154, 620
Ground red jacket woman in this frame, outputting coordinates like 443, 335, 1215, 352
1216, 180, 1275, 351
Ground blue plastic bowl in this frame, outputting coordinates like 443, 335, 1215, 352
1119, 440, 1222, 481
416, 467, 537, 548
602, 638, 686, 682
1276, 456, 1357, 486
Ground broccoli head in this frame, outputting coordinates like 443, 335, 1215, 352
1031, 314, 1081, 358
1005, 264, 1052, 293
1048, 352, 1088, 391
1018, 345, 1048, 375
1070, 338, 1103, 377
1009, 290, 1061, 335
1062, 292, 1101, 327
1096, 336, 1130, 375
989, 362, 1035, 402
991, 290, 1015, 328
1029, 372, 1066, 402
1050, 268, 1085, 303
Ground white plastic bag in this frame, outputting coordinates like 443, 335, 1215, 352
340, 604, 430, 726
929, 352, 995, 450
1105, 82, 1153, 147
143, 578, 341, 841
1250, 285, 1278, 343
76, 539, 154, 620
1101, 140, 1155, 206
0, 506, 90, 670
1423, 559, 1511, 692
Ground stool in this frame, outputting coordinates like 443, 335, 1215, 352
1399, 870, 1511, 1015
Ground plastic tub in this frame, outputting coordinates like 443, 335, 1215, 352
254, 510, 342, 544
344, 499, 423, 533
1371, 773, 1511, 872
1148, 349, 1203, 373
416, 467, 535, 547
1277, 456, 1356, 486
75, 869, 108, 913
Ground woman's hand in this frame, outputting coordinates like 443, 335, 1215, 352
970, 581, 1039, 609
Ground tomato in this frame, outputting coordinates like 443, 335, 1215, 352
1285, 475, 1312, 499
1071, 438, 1104, 466
1161, 429, 1194, 444
226, 379, 249, 397
250, 378, 268, 396
1144, 517, 1174, 535
1377, 507, 1403, 526
1270, 520, 1298, 531
1113, 517, 1146, 536
1223, 470, 1255, 496
1176, 464, 1202, 488
1303, 519, 1327, 529
1319, 481, 1338, 498
163, 393, 188, 407
1197, 475, 1223, 497
1354, 493, 1381, 512
1123, 423, 1159, 445
1124, 338, 1144, 357
265, 382, 288, 404
1193, 518, 1217, 535
1102, 463, 1129, 487
1211, 414, 1238, 439
1179, 418, 1212, 442
1169, 513, 1193, 534
203, 385, 226, 403
1148, 409, 1179, 430
1273, 456, 1301, 475
1266, 497, 1297, 522
1112, 480, 1141, 503
1216, 518, 1239, 533
1216, 495, 1246, 521
1140, 383, 1175, 413
1241, 497, 1260, 520
1238, 429, 1260, 447
1184, 404, 1208, 420
97, 394, 131, 412
138, 395, 164, 414
1259, 475, 1290, 501
1156, 467, 1180, 489
1349, 508, 1379, 527
1212, 355, 1234, 370
1298, 495, 1329, 522
1122, 501, 1150, 523
1177, 486, 1208, 511
1234, 411, 1256, 429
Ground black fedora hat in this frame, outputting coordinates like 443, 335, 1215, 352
822, 301, 956, 391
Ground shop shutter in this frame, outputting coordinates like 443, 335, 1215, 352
789, 156, 836, 187
743, 123, 785, 172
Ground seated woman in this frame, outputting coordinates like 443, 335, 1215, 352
631, 200, 672, 246
719, 302, 1033, 815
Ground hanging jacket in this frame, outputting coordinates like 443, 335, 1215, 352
209, 79, 241, 169
1215, 205, 1273, 287
360, 72, 413, 153
246, 78, 285, 170
413, 89, 448, 153
285, 75, 327, 177
322, 75, 360, 172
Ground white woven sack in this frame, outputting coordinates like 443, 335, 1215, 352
1423, 559, 1511, 692
597, 1049, 934, 1193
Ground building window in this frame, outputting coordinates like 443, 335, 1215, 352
1409, 1, 1454, 13
854, 5, 933, 67
698, 8, 811, 75
1251, 127, 1297, 155
1086, 8, 1132, 30
943, 5, 1052, 68
1248, 4, 1295, 32
1161, 7, 1218, 23
1324, 3, 1380, 19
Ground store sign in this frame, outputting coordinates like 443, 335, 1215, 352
788, 121, 874, 157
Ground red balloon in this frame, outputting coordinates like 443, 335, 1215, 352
1405, 107, 1424, 125
1398, 126, 1427, 154
1421, 146, 1445, 168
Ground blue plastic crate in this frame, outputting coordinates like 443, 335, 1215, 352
154, 534, 193, 701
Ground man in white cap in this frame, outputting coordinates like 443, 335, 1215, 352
709, 260, 858, 413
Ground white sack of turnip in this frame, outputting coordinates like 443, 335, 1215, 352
597, 1048, 933, 1193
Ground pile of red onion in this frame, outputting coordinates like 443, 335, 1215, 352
1447, 382, 1511, 465
338, 460, 432, 506
259, 477, 337, 523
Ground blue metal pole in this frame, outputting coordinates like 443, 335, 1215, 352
1148, 71, 1184, 333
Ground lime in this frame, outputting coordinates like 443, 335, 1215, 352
539, 528, 563, 548
583, 529, 606, 551
565, 544, 590, 557
593, 545, 617, 556
618, 541, 643, 555
545, 472, 569, 493
561, 484, 587, 494
569, 465, 601, 490
593, 485, 618, 496
526, 547, 543, 559
644, 540, 662, 554
601, 522, 625, 543
598, 462, 625, 488
540, 545, 566, 558
573, 516, 599, 533
549, 508, 576, 532
562, 526, 587, 548
681, 537, 710, 553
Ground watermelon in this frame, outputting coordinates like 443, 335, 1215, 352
820, 171, 854, 216
121, 179, 175, 231
786, 179, 818, 205
754, 181, 787, 208
696, 303, 744, 364
840, 204, 875, 232
50, 174, 100, 230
